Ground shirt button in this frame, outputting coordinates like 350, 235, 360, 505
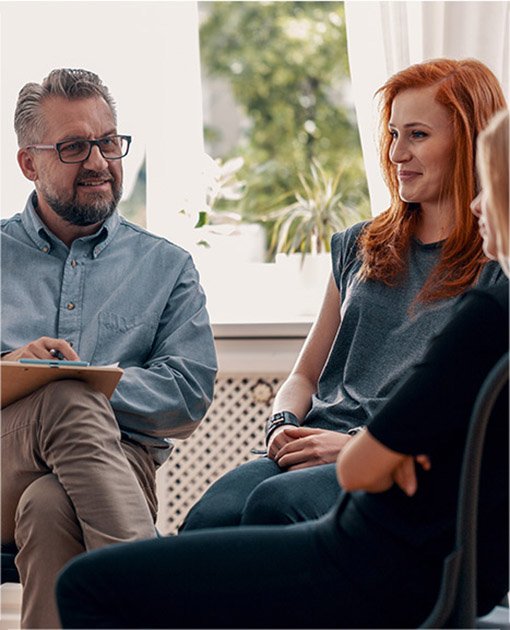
41, 245, 49, 253
70, 260, 78, 268
66, 302, 76, 311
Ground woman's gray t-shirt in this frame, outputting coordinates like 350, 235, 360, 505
304, 221, 506, 431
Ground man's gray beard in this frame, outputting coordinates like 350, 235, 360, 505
44, 186, 122, 226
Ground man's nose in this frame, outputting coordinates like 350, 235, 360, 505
83, 144, 109, 171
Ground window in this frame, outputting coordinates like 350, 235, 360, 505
194, 1, 369, 323
1, 1, 368, 325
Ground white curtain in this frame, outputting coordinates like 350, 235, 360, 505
344, 1, 510, 216
0, 1, 205, 241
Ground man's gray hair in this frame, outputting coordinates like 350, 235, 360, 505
14, 68, 117, 147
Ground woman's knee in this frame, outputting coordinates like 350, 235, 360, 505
180, 472, 254, 530
241, 474, 301, 525
242, 465, 339, 525
180, 458, 281, 531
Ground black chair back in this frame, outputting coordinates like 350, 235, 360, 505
420, 352, 509, 628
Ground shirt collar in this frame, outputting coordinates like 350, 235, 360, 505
20, 191, 120, 257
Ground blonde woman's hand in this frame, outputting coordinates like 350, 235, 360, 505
393, 454, 431, 496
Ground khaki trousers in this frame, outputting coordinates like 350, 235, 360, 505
1, 380, 158, 629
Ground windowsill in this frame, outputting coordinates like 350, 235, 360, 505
196, 257, 328, 338
212, 319, 312, 339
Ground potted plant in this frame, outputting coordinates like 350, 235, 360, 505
195, 154, 245, 231
179, 154, 265, 264
264, 158, 369, 315
267, 158, 368, 256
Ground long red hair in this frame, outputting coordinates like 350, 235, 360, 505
358, 58, 507, 302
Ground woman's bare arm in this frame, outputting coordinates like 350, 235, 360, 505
271, 273, 341, 420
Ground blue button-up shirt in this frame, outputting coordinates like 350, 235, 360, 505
1, 193, 218, 464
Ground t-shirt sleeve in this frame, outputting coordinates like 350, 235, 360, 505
368, 288, 508, 455
330, 221, 368, 291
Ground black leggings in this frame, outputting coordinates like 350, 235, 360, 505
57, 502, 438, 629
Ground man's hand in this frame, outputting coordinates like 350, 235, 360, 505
270, 427, 352, 471
392, 454, 431, 496
2, 337, 80, 362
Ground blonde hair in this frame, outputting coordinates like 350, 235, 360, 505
477, 109, 510, 275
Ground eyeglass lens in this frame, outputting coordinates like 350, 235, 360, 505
58, 136, 129, 163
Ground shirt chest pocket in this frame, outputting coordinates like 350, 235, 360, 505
91, 311, 159, 366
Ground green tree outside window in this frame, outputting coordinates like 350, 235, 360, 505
200, 1, 369, 256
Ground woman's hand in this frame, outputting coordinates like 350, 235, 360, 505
392, 455, 431, 496
337, 429, 431, 494
270, 427, 352, 471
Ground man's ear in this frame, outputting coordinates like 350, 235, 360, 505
17, 148, 38, 181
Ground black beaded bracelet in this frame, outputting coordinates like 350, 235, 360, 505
265, 411, 300, 445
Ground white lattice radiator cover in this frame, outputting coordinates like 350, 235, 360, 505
156, 375, 284, 534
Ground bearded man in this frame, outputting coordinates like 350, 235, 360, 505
1, 68, 217, 629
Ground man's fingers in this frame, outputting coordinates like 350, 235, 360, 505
50, 340, 80, 361
5, 337, 81, 361
38, 337, 80, 361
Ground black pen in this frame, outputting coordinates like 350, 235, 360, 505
49, 349, 66, 361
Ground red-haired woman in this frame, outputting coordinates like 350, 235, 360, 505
180, 58, 508, 531
57, 109, 509, 628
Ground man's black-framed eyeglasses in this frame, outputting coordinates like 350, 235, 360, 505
25, 135, 132, 164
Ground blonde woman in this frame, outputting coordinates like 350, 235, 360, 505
471, 109, 509, 274
57, 110, 509, 630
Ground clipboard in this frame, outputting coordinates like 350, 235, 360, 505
1, 361, 123, 408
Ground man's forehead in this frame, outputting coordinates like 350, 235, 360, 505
39, 95, 116, 140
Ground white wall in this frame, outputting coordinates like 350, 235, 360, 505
0, 0, 204, 243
